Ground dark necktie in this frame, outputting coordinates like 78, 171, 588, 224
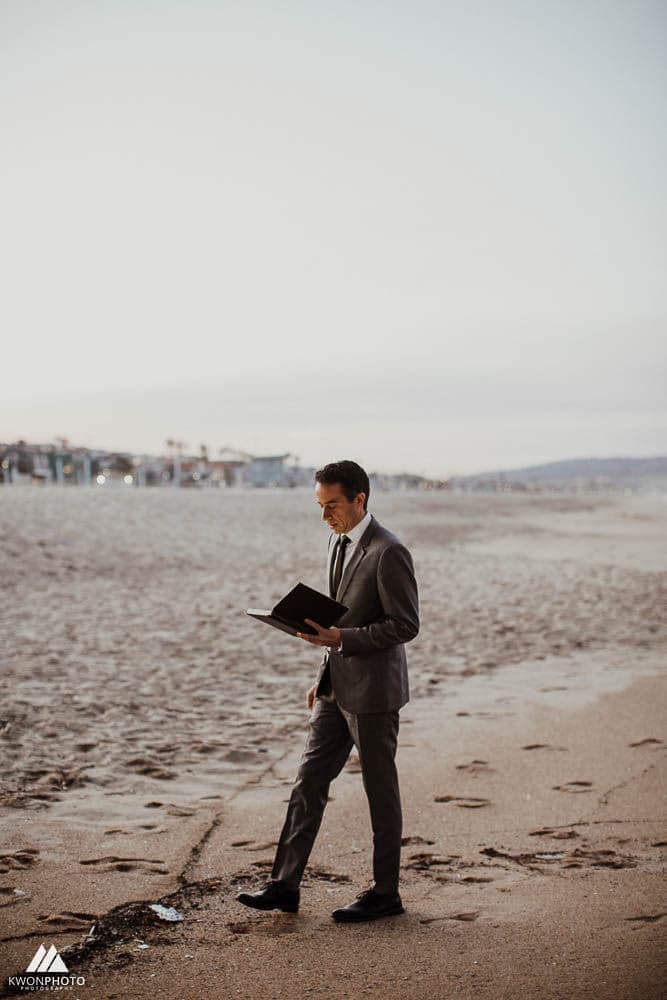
330, 534, 351, 598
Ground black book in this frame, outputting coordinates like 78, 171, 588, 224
246, 582, 348, 638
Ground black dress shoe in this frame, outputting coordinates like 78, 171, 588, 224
332, 888, 404, 923
237, 880, 299, 913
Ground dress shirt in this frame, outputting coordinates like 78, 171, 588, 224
327, 509, 372, 652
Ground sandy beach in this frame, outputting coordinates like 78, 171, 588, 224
1, 486, 665, 999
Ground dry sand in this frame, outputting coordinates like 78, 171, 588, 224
1, 486, 665, 999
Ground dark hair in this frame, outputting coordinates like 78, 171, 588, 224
315, 460, 370, 511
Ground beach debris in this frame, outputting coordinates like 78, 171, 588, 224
481, 845, 637, 871
148, 903, 184, 922
136, 942, 150, 950
13, 888, 28, 896
18, 876, 222, 980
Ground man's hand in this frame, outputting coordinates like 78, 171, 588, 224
306, 683, 317, 710
297, 619, 342, 648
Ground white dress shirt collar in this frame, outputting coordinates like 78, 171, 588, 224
340, 509, 372, 545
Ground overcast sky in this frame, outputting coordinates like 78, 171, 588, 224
1, 0, 665, 476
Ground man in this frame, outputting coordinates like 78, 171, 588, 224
237, 459, 419, 922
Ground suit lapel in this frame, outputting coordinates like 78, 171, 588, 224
336, 515, 376, 604
326, 531, 336, 596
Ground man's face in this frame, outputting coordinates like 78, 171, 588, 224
316, 481, 366, 534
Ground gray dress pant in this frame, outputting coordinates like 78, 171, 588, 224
270, 676, 402, 896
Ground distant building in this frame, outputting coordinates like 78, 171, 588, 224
246, 453, 292, 487
207, 447, 249, 487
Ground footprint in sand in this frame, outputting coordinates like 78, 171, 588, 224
552, 781, 593, 793
419, 911, 480, 924
246, 860, 273, 876
143, 801, 195, 817
568, 848, 636, 870
1, 788, 59, 807
228, 917, 299, 936
230, 840, 279, 852
434, 795, 491, 808
103, 824, 164, 836
401, 835, 435, 846
227, 920, 253, 935
521, 743, 568, 751
455, 759, 494, 775
191, 742, 227, 754
305, 866, 351, 884
125, 757, 175, 780
0, 887, 30, 906
0, 848, 40, 873
223, 748, 261, 764
529, 827, 579, 840
79, 855, 169, 874
404, 852, 455, 871
625, 912, 667, 924
456, 711, 510, 719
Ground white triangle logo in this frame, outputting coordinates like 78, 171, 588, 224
26, 943, 69, 973
48, 953, 69, 972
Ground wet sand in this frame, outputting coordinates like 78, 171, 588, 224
1, 487, 666, 998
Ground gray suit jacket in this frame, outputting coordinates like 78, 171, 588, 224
315, 513, 419, 714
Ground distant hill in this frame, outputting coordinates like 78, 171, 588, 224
449, 456, 667, 490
